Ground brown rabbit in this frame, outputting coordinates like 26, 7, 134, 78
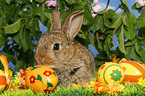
35, 10, 95, 86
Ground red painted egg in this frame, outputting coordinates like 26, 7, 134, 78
119, 59, 145, 83
0, 70, 6, 92
25, 65, 58, 92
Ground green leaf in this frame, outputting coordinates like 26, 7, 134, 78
122, 14, 127, 26
127, 13, 136, 25
22, 30, 32, 52
118, 25, 126, 54
104, 34, 113, 58
15, 0, 24, 4
43, 10, 51, 19
12, 32, 22, 49
52, 72, 56, 76
35, 0, 44, 3
0, 34, 5, 48
31, 66, 40, 71
124, 39, 136, 46
142, 38, 145, 47
124, 26, 136, 40
18, 10, 31, 18
131, 45, 141, 61
125, 47, 131, 59
77, 30, 88, 39
14, 57, 25, 72
6, 0, 10, 4
35, 74, 43, 83
12, 5, 21, 22
83, 7, 93, 25
107, 9, 116, 18
4, 19, 21, 34
96, 32, 103, 50
47, 81, 53, 88
27, 4, 41, 16
4, 3, 17, 20
135, 41, 141, 56
136, 3, 142, 8
89, 15, 105, 31
132, 3, 137, 10
112, 12, 122, 22
0, 14, 7, 27
57, 0, 65, 10
0, 30, 6, 48
109, 13, 122, 28
89, 32, 95, 48
121, 0, 130, 14
47, 20, 51, 32
0, 9, 2, 17
124, 13, 136, 26
29, 18, 40, 31
39, 4, 48, 26
65, 0, 80, 4
104, 34, 113, 49
97, 9, 106, 14
140, 47, 145, 63
136, 12, 145, 28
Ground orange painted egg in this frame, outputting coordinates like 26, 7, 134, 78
119, 60, 145, 83
0, 70, 6, 92
97, 62, 124, 84
25, 65, 58, 93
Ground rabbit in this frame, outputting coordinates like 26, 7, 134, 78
35, 10, 95, 86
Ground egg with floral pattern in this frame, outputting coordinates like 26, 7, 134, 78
25, 65, 58, 92
97, 62, 124, 84
0, 70, 6, 92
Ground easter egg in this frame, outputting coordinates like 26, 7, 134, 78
25, 65, 58, 93
0, 70, 6, 92
119, 59, 145, 83
97, 62, 124, 84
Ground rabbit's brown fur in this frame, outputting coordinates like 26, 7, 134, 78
35, 10, 95, 86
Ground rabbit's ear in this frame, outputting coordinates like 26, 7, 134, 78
62, 10, 84, 41
50, 10, 61, 31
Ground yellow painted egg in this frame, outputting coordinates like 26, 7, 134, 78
25, 65, 58, 93
119, 60, 145, 83
0, 70, 6, 92
97, 62, 124, 84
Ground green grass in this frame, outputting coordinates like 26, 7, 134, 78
0, 83, 144, 96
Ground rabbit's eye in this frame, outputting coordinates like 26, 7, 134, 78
53, 43, 60, 50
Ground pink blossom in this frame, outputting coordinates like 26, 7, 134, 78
91, 0, 102, 17
92, 4, 102, 12
45, 1, 57, 8
136, 0, 145, 6
93, 0, 99, 4
92, 13, 97, 17
99, 35, 105, 40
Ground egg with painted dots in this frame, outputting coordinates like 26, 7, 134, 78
119, 59, 145, 83
97, 62, 124, 84
25, 65, 58, 93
